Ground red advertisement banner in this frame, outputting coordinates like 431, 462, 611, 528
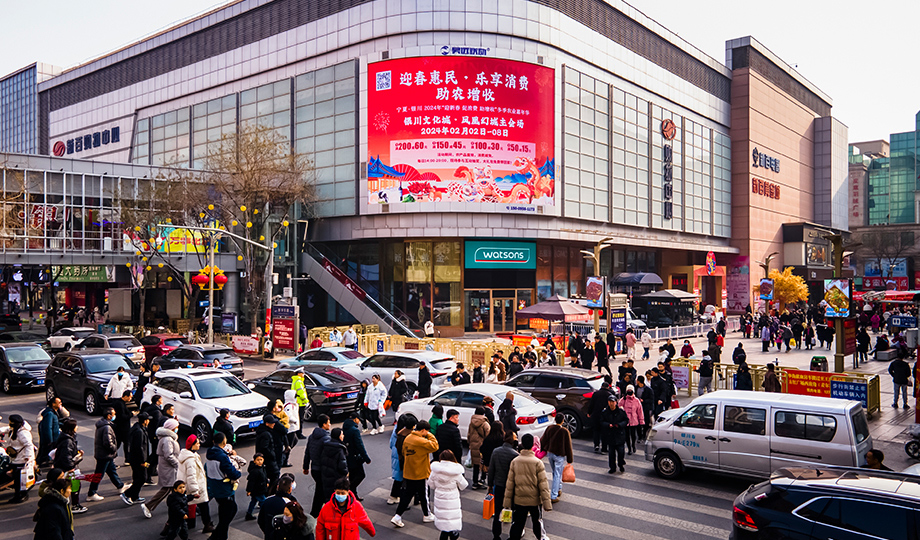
863, 276, 909, 290
367, 56, 555, 206
784, 369, 833, 397
273, 318, 297, 351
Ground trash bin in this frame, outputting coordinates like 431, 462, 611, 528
810, 356, 828, 372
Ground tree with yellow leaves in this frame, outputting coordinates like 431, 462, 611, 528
769, 267, 809, 311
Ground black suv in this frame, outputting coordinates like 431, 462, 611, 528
153, 344, 244, 378
45, 350, 138, 415
504, 367, 605, 436
0, 343, 52, 393
731, 467, 920, 540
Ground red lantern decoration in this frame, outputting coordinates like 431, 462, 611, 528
588, 309, 594, 316
191, 274, 210, 286
214, 274, 228, 286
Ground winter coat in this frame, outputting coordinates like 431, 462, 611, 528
320, 440, 349, 491
480, 435, 501, 473
467, 414, 490, 466
279, 516, 317, 540
402, 430, 439, 480
104, 372, 133, 400
291, 375, 309, 407
156, 427, 181, 488
640, 334, 652, 349
177, 448, 209, 503
435, 421, 462, 464
111, 399, 131, 439
342, 420, 369, 466
38, 407, 60, 448
588, 387, 613, 418
429, 460, 468, 532
142, 403, 162, 442
389, 427, 403, 481
502, 449, 552, 511
213, 417, 235, 446
127, 422, 150, 466
486, 442, 519, 489
258, 493, 293, 537
363, 381, 387, 410
315, 492, 375, 540
283, 390, 300, 434
93, 417, 117, 461
303, 426, 330, 471
205, 445, 241, 499
9, 421, 34, 464
599, 405, 629, 446
417, 367, 433, 398
762, 371, 782, 393
890, 358, 912, 385
53, 432, 80, 471
32, 487, 73, 540
735, 369, 754, 391
388, 377, 410, 409
498, 398, 518, 434
166, 490, 188, 525
540, 423, 573, 463
245, 461, 269, 497
428, 416, 444, 436
255, 424, 279, 466
620, 396, 645, 426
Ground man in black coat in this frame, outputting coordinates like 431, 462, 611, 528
600, 396, 629, 474
487, 432, 519, 540
586, 382, 613, 454
342, 413, 371, 500
111, 390, 134, 463
302, 414, 331, 518
417, 364, 433, 398
320, 428, 348, 503
122, 413, 150, 504
594, 335, 611, 377
141, 396, 163, 483
255, 416, 281, 487
213, 409, 235, 446
650, 368, 669, 415
257, 475, 296, 540
435, 409, 463, 464
449, 363, 471, 386
732, 343, 746, 364
634, 376, 655, 440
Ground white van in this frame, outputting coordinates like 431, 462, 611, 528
644, 390, 872, 479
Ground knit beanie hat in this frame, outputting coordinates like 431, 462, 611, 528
185, 434, 198, 450
164, 418, 180, 430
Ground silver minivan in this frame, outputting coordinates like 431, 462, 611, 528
645, 390, 873, 479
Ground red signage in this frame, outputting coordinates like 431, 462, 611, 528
784, 369, 834, 397
367, 57, 555, 205
661, 119, 677, 140
844, 318, 857, 356
863, 276, 909, 290
752, 177, 781, 199
320, 258, 366, 301
272, 318, 297, 351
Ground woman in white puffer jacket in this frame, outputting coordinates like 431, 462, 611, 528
428, 449, 468, 540
177, 434, 213, 532
6, 414, 35, 503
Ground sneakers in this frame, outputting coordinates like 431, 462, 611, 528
593, 446, 600, 454
422, 514, 435, 523
120, 493, 134, 506
141, 503, 152, 519
135, 497, 146, 504
86, 494, 104, 502
118, 483, 131, 494
386, 496, 399, 505
362, 428, 368, 434
369, 428, 378, 435
391, 515, 405, 528
71, 505, 88, 514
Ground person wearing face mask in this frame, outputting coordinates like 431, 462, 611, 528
316, 478, 375, 540
112, 390, 136, 464
258, 475, 297, 540
104, 366, 134, 402
274, 500, 316, 540
619, 385, 645, 455
142, 418, 182, 521
86, 407, 126, 502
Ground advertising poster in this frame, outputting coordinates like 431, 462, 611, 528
609, 307, 627, 337
830, 380, 868, 408
585, 276, 605, 309
784, 369, 833, 397
671, 366, 690, 389
759, 278, 774, 301
823, 279, 851, 318
367, 56, 555, 205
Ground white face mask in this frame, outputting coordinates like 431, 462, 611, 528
291, 481, 297, 491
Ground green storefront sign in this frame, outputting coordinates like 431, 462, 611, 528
464, 240, 536, 270
53, 265, 114, 283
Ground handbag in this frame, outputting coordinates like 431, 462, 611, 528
562, 463, 576, 483
383, 398, 392, 411
500, 508, 513, 523
671, 397, 680, 409
482, 494, 495, 519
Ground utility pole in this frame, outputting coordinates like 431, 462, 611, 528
208, 233, 216, 344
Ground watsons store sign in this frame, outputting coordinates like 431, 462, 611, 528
465, 240, 536, 269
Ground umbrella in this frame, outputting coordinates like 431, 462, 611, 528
515, 295, 592, 322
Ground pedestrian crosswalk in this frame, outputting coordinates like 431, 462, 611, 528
361, 437, 746, 540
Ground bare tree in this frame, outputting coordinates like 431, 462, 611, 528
856, 229, 917, 277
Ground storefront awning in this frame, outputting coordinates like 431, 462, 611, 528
612, 272, 664, 286
641, 289, 699, 302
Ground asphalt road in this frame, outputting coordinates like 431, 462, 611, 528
0, 357, 892, 540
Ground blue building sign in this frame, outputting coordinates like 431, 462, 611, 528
830, 380, 868, 409
53, 126, 120, 156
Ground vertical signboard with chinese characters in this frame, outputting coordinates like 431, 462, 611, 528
367, 57, 555, 206
660, 119, 676, 219
271, 305, 299, 353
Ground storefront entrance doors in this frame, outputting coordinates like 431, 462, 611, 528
464, 289, 533, 333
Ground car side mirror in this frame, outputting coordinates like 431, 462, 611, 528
179, 391, 192, 399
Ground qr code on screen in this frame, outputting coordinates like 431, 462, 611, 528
376, 70, 392, 91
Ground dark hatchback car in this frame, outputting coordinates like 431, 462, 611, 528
247, 366, 361, 421
0, 343, 53, 393
503, 366, 604, 436
45, 350, 138, 415
153, 344, 244, 379
731, 467, 920, 540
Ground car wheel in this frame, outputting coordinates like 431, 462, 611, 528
1, 375, 11, 394
558, 409, 581, 436
45, 384, 56, 402
193, 418, 212, 447
84, 391, 99, 415
653, 451, 683, 479
302, 400, 315, 422
906, 440, 920, 460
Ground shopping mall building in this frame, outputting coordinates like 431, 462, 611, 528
4, 0, 849, 334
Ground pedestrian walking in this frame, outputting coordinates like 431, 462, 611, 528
435, 409, 462, 466
364, 374, 387, 434
122, 413, 150, 506
37, 397, 62, 466
735, 362, 754, 391
213, 408, 235, 446
600, 396, 628, 474
634, 376, 654, 441
53, 418, 87, 513
177, 435, 213, 533
487, 431, 519, 540
761, 324, 771, 353
111, 390, 135, 462
86, 408, 125, 502
387, 413, 417, 506
343, 413, 371, 500
142, 396, 163, 483
594, 335, 611, 377
245, 453, 269, 521
539, 414, 572, 503
503, 433, 552, 540
391, 420, 439, 528
498, 391, 518, 434
342, 326, 358, 350
256, 415, 282, 488
276, 501, 316, 540
6, 414, 35, 504
135, 362, 159, 407
889, 355, 912, 408
429, 450, 468, 540
418, 363, 433, 397
205, 432, 242, 540
142, 418, 181, 519
163, 480, 190, 540
103, 365, 134, 401
625, 330, 637, 361
283, 390, 301, 462
467, 408, 491, 489
697, 352, 714, 395
429, 404, 445, 435
303, 414, 331, 518
258, 475, 296, 540
320, 428, 349, 503
586, 381, 613, 453
619, 386, 644, 455
316, 478, 375, 540
32, 476, 74, 540
762, 363, 782, 393
640, 332, 652, 361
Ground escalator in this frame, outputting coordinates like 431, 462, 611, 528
301, 243, 422, 337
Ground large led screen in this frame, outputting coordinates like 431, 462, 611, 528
367, 56, 555, 205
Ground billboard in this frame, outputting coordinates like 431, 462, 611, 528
759, 278, 774, 301
367, 56, 555, 206
823, 279, 851, 318
585, 276, 605, 308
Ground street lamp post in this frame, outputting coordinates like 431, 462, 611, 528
580, 237, 614, 334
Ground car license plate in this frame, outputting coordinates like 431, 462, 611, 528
221, 364, 232, 369
538, 416, 549, 424
35, 379, 44, 386
249, 420, 262, 428
347, 392, 358, 399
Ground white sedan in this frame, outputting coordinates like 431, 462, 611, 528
396, 383, 556, 440
45, 327, 96, 352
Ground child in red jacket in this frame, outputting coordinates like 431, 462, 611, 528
316, 478, 375, 540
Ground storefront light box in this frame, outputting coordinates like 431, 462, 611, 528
464, 240, 536, 270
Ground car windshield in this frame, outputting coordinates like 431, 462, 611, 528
108, 338, 142, 349
85, 355, 133, 373
164, 338, 188, 347
430, 359, 457, 372
586, 375, 605, 390
203, 350, 239, 361
194, 376, 249, 399
73, 330, 94, 339
312, 369, 357, 386
492, 389, 542, 408
5, 347, 51, 364
340, 350, 365, 359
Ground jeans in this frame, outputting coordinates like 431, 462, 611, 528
395, 479, 429, 517
547, 453, 565, 499
642, 347, 650, 360
509, 505, 546, 540
491, 485, 506, 540
698, 376, 713, 396
88, 458, 124, 496
211, 496, 237, 540
608, 442, 626, 471
246, 494, 266, 516
893, 383, 910, 407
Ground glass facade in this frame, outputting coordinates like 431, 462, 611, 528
564, 69, 610, 222
0, 66, 38, 154
613, 89, 651, 227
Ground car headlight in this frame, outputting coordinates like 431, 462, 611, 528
11, 368, 29, 376
647, 428, 657, 441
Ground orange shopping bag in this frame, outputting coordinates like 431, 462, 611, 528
483, 494, 495, 519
